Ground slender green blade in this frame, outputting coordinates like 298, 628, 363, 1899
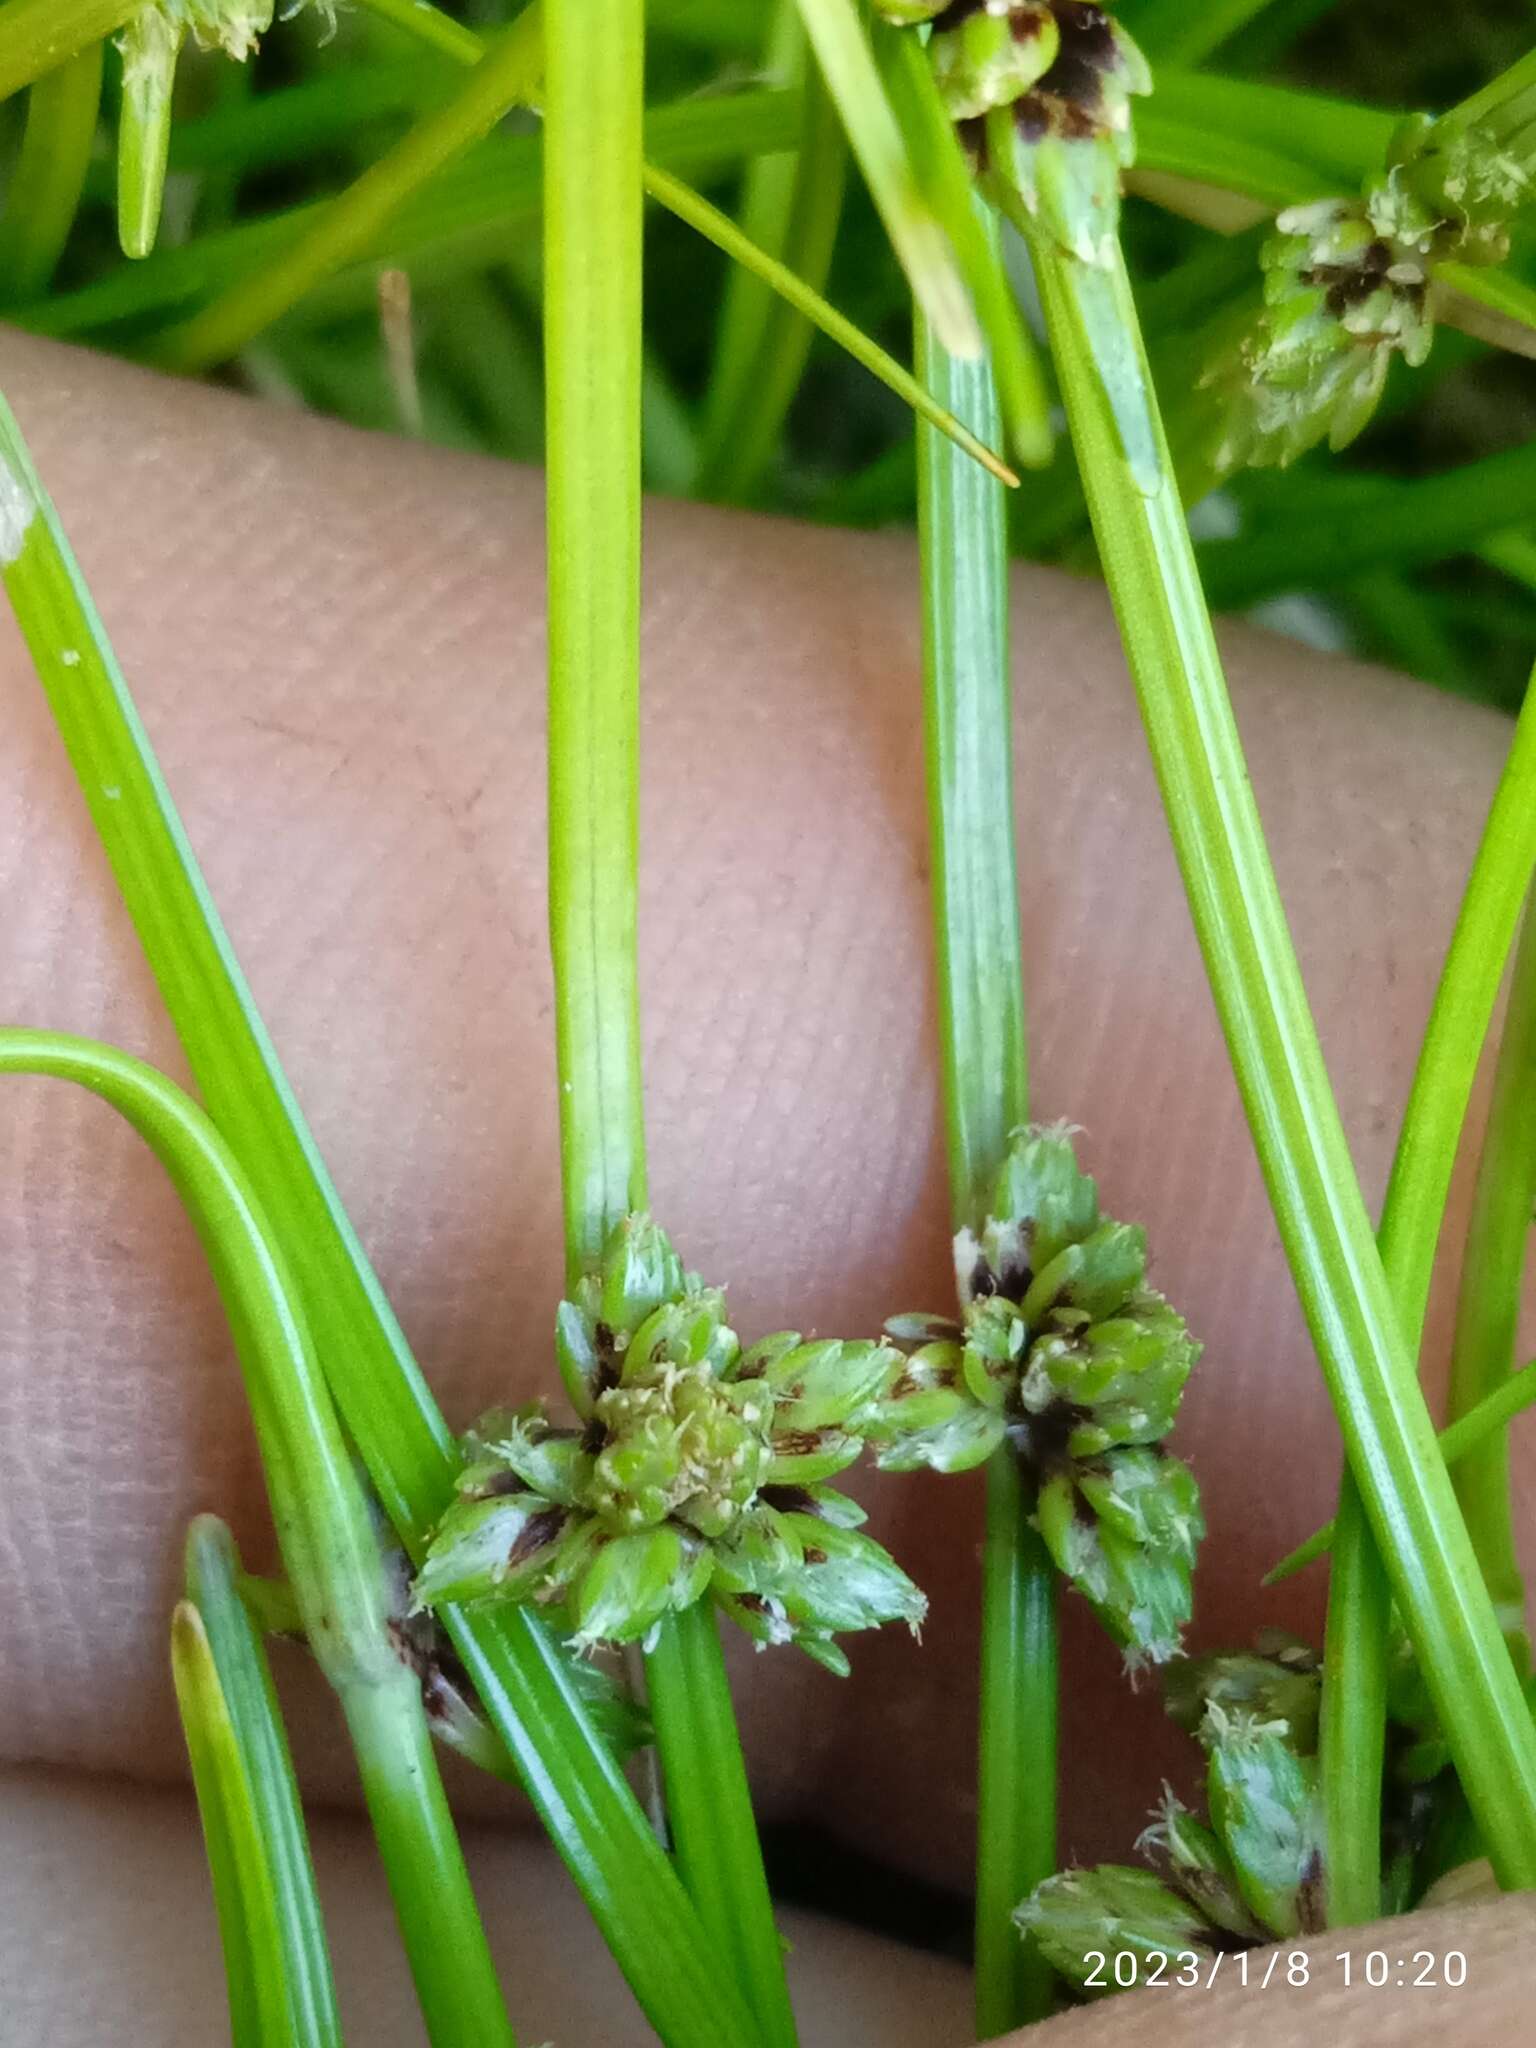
646, 1607, 799, 2048
159, 10, 546, 369
791, 0, 977, 354
1446, 886, 1536, 1666
0, 1029, 517, 2046
0, 40, 103, 303
0, 365, 747, 2048
19, 90, 802, 340
914, 291, 1054, 2038
1199, 440, 1536, 606
1030, 230, 1536, 1889
877, 21, 1051, 470
1269, 1361, 1536, 1582
172, 1602, 296, 2048
697, 3, 851, 500
0, 0, 135, 100
184, 1518, 344, 2048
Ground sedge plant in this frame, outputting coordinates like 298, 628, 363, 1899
8, 0, 1536, 2041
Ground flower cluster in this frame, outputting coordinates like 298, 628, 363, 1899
1210, 115, 1532, 471
882, 3, 1151, 263
869, 1125, 1203, 1667
412, 1215, 926, 1673
120, 0, 276, 70
1018, 1636, 1326, 1992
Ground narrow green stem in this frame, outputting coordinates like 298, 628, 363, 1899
0, 0, 135, 99
0, 1033, 517, 2048
915, 310, 1029, 1224
544, 0, 647, 1272
1321, 661, 1536, 1923
0, 380, 754, 2048
915, 285, 1053, 2034
546, 8, 786, 2040
976, 1453, 1058, 2036
1027, 228, 1536, 1889
1318, 1504, 1390, 1923
355, 0, 483, 63
0, 41, 103, 303
344, 1676, 520, 2048
1447, 888, 1536, 1668
171, 1602, 296, 2048
646, 1606, 799, 2048
184, 1517, 342, 2048
1269, 1360, 1536, 1581
156, 9, 545, 370
645, 165, 1016, 489
695, 8, 847, 502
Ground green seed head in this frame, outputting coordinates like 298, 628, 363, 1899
1016, 1865, 1212, 1991
417, 1213, 926, 1665
590, 1366, 773, 1537
1166, 1637, 1322, 1755
186, 0, 276, 59
976, 3, 1152, 265
1204, 1707, 1324, 1938
929, 3, 1060, 123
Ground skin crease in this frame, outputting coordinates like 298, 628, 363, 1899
1, 331, 1534, 2041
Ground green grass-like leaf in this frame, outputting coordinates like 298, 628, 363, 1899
696, 4, 851, 500
172, 1601, 302, 2048
1321, 658, 1536, 1922
0, 0, 134, 100
181, 1516, 344, 2048
544, 10, 789, 2039
1270, 1358, 1536, 1583
0, 371, 749, 2048
0, 41, 103, 303
1028, 223, 1536, 1890
913, 280, 1055, 2035
791, 0, 978, 355
0, 1031, 518, 2046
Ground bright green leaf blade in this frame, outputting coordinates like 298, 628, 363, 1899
876, 18, 1052, 469
1119, 0, 1332, 67
1432, 260, 1536, 363
791, 0, 978, 355
0, 0, 135, 100
1028, 224, 1536, 1890
184, 1518, 344, 2048
0, 40, 103, 303
172, 1601, 295, 2048
0, 386, 752, 2048
355, 0, 483, 63
18, 89, 802, 341
0, 1030, 518, 2047
1267, 1360, 1536, 1583
696, 5, 851, 500
646, 165, 1018, 488
157, 9, 546, 369
1443, 885, 1536, 1666
1142, 69, 1398, 193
